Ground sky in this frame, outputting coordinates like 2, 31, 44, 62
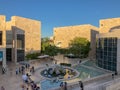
0, 0, 120, 37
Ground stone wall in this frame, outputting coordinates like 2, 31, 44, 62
100, 18, 120, 33
0, 15, 6, 48
0, 15, 6, 67
11, 16, 41, 54
0, 15, 41, 66
53, 24, 99, 58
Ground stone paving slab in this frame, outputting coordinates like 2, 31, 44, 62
0, 59, 53, 90
0, 55, 118, 90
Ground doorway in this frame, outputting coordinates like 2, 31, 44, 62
6, 48, 12, 61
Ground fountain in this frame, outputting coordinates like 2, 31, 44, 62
40, 64, 79, 81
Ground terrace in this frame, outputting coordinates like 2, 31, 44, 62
0, 54, 116, 90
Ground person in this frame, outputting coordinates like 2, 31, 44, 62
27, 64, 30, 69
60, 82, 64, 87
36, 86, 40, 90
19, 67, 21, 74
79, 81, 84, 90
112, 73, 114, 79
31, 81, 37, 90
26, 73, 31, 77
33, 83, 37, 89
30, 67, 32, 73
21, 84, 25, 90
26, 73, 31, 82
64, 82, 67, 90
21, 66, 25, 74
16, 68, 19, 75
25, 64, 28, 69
22, 74, 28, 83
79, 60, 81, 64
2, 67, 4, 74
32, 66, 35, 73
1, 86, 5, 90
2, 67, 6, 74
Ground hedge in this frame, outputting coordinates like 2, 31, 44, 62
60, 63, 71, 67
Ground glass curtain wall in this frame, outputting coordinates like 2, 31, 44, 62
96, 37, 117, 72
17, 34, 25, 62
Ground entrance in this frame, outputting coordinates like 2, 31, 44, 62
6, 48, 12, 61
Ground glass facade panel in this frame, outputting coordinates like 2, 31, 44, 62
6, 31, 12, 45
96, 37, 117, 72
17, 34, 25, 62
17, 34, 25, 49
17, 50, 24, 62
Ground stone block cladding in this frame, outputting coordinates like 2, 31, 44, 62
53, 24, 99, 59
100, 18, 120, 33
11, 16, 41, 54
0, 15, 41, 66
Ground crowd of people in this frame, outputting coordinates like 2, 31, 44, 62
15, 63, 34, 75
1, 61, 70, 90
20, 63, 40, 90
21, 73, 40, 90
14, 63, 39, 90
1, 62, 40, 90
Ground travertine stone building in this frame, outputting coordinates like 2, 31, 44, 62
96, 17, 120, 74
10, 16, 41, 54
0, 15, 41, 67
96, 29, 120, 74
53, 24, 99, 59
100, 18, 120, 33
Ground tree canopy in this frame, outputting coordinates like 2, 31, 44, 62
44, 45, 58, 56
69, 37, 90, 58
41, 37, 58, 57
41, 37, 51, 53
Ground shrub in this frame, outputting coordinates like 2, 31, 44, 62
60, 63, 71, 67
25, 53, 40, 60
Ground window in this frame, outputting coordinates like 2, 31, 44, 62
17, 34, 25, 49
96, 37, 117, 72
0, 31, 2, 45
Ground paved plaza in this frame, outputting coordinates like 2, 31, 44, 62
0, 59, 53, 90
0, 55, 82, 90
0, 55, 120, 90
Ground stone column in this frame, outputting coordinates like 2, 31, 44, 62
2, 49, 6, 68
12, 27, 17, 63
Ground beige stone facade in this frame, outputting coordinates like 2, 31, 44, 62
53, 24, 99, 58
10, 16, 41, 53
5, 16, 41, 54
0, 15, 41, 67
97, 17, 120, 74
0, 15, 6, 67
100, 17, 120, 33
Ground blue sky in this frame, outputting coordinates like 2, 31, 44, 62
0, 0, 120, 37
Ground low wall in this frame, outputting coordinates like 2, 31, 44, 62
51, 73, 113, 90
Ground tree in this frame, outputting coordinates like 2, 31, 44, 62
69, 37, 90, 58
41, 37, 51, 53
41, 37, 59, 59
44, 45, 58, 58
